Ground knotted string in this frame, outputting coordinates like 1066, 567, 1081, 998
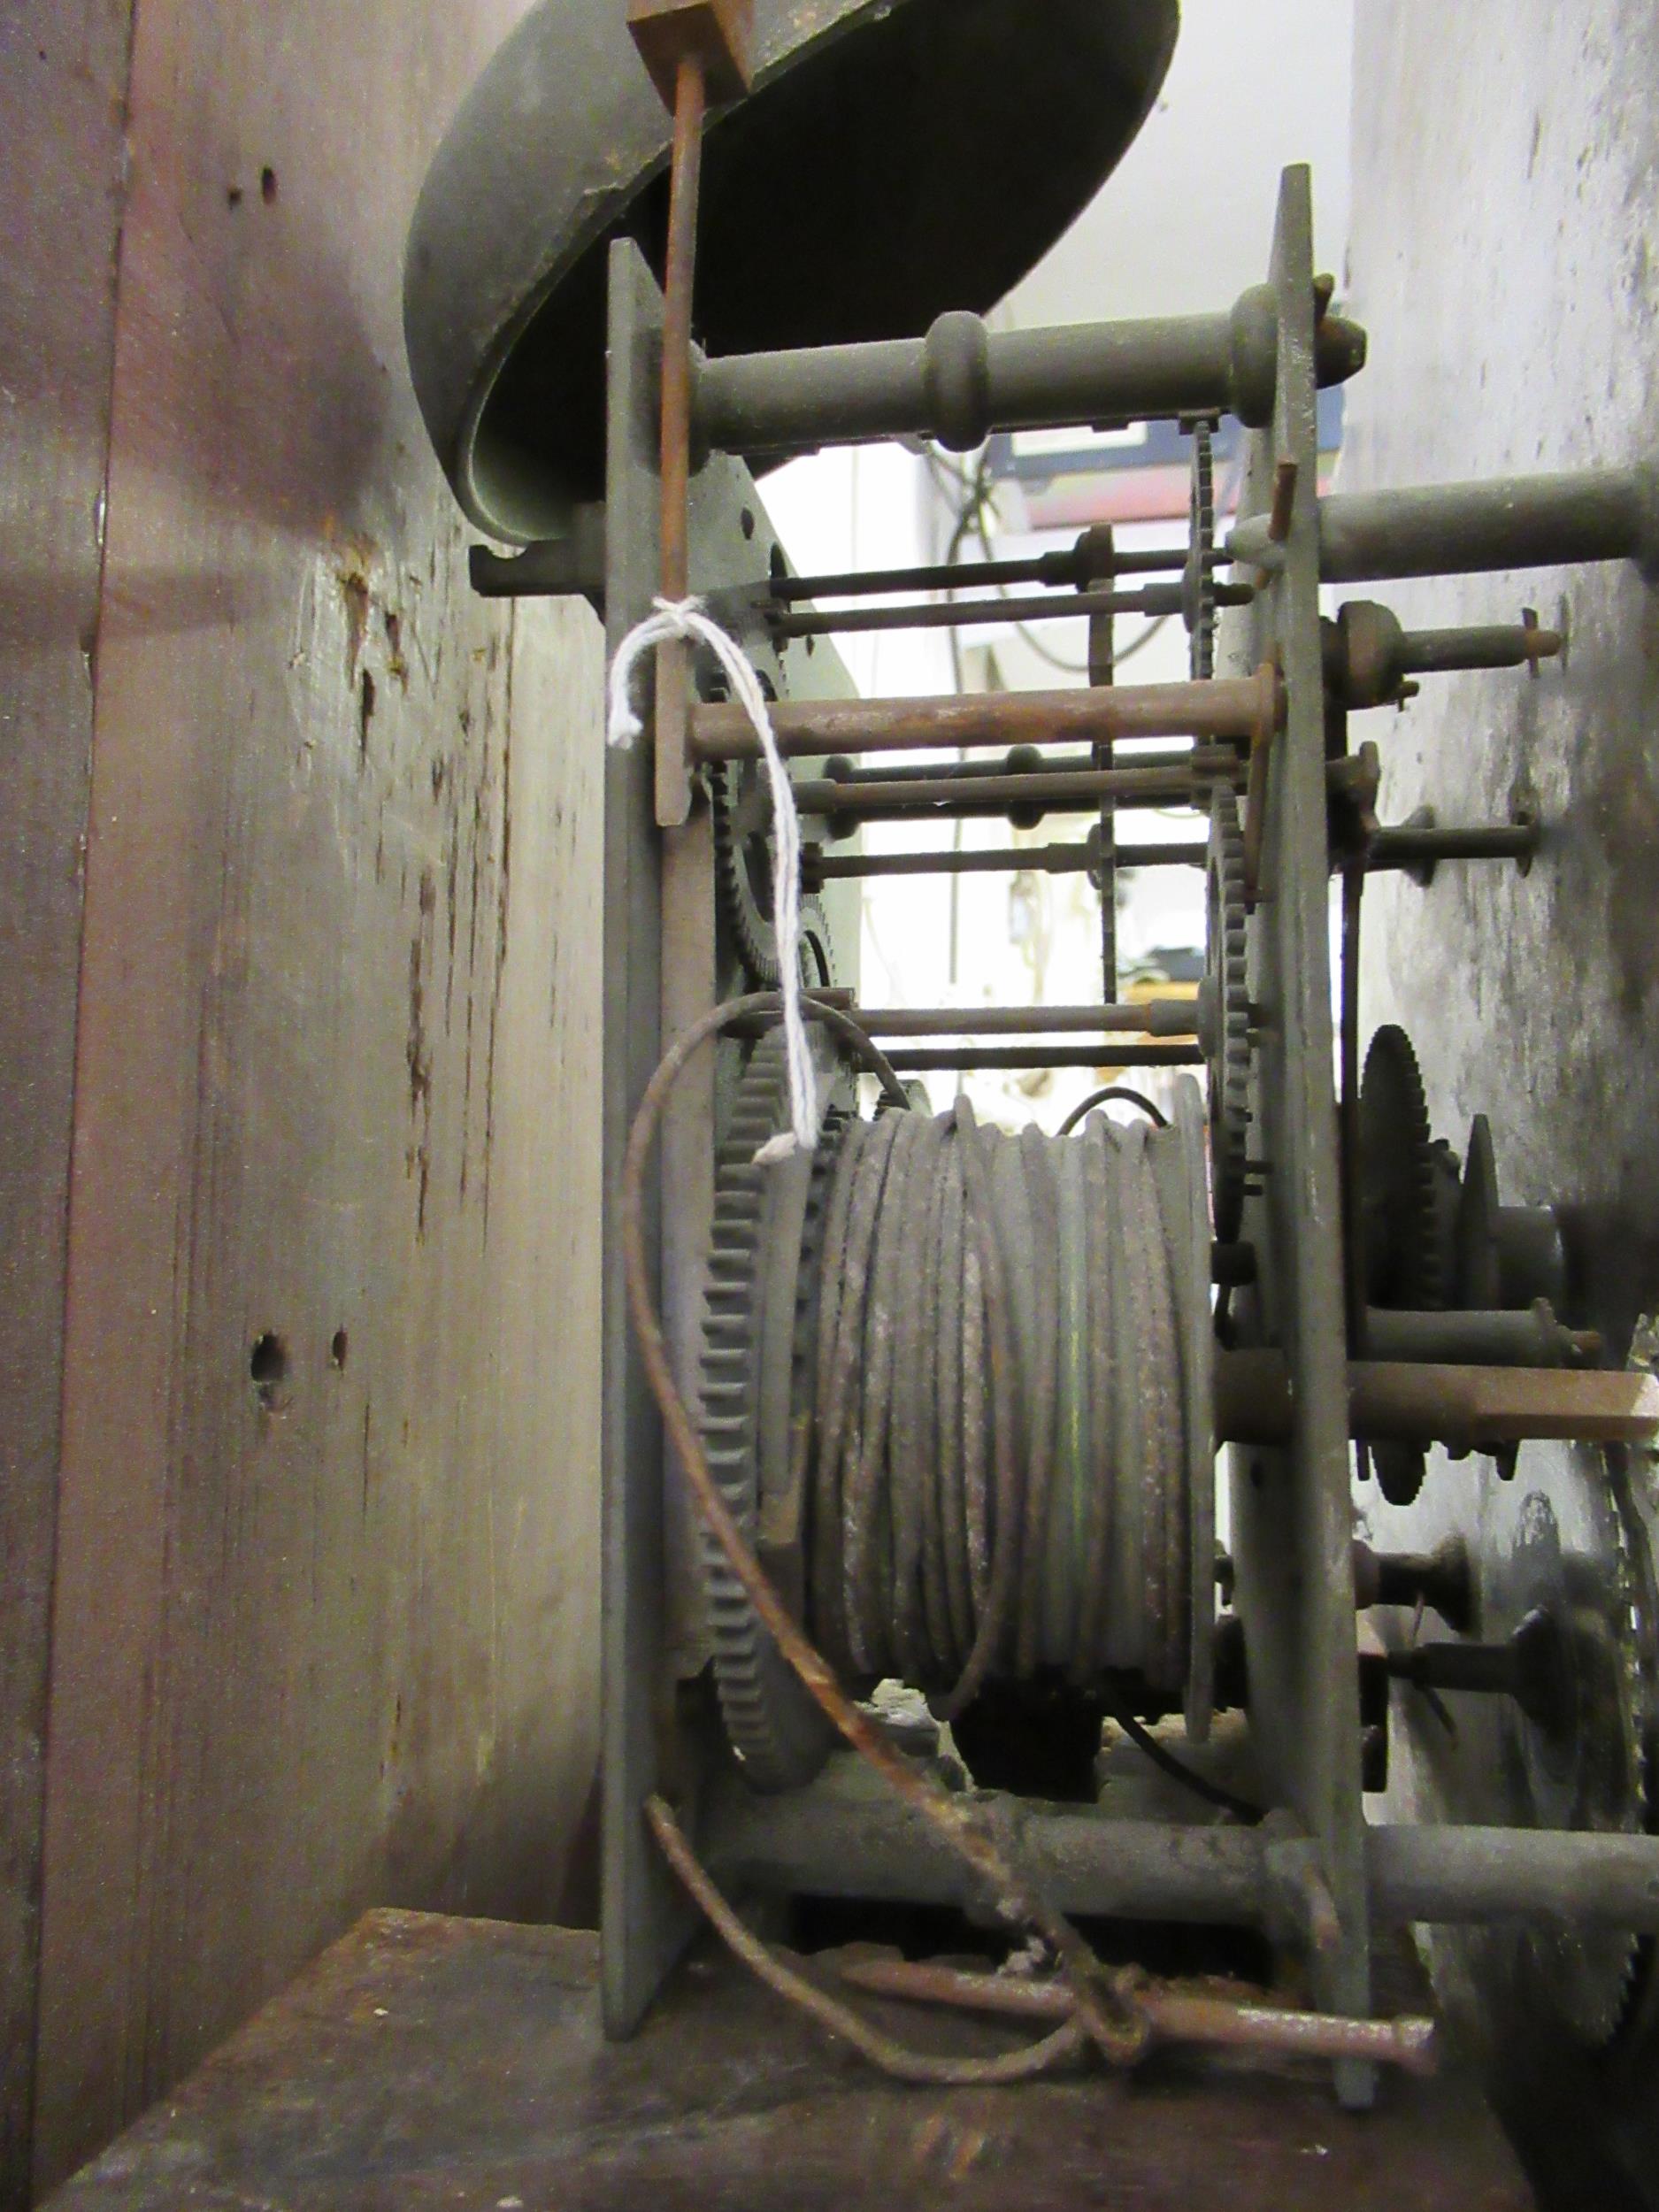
608, 598, 820, 1160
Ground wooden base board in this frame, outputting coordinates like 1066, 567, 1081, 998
46, 1908, 1532, 2209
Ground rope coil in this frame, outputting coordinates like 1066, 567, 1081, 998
805, 1092, 1207, 1717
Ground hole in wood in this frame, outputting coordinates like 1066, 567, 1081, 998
330, 1328, 349, 1371
250, 1332, 289, 1409
260, 165, 278, 204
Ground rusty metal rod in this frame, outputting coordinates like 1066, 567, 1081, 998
884, 1043, 1203, 1072
690, 671, 1279, 762
770, 580, 1252, 639
652, 48, 706, 829
836, 1957, 1438, 2078
1214, 1348, 1659, 1448
852, 1001, 1199, 1040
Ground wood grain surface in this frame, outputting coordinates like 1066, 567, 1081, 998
0, 7, 134, 2203
24, 2, 605, 2193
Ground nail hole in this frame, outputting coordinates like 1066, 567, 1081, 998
260, 165, 278, 204
227, 184, 243, 208
769, 545, 787, 582
330, 1328, 349, 1371
740, 507, 756, 541
250, 1332, 289, 1409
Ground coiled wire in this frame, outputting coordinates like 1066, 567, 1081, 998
808, 1094, 1201, 1717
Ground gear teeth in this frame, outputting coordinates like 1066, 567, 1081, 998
695, 1029, 852, 1793
1358, 1025, 1441, 1310
1187, 420, 1217, 682
709, 758, 836, 990
1204, 781, 1251, 1240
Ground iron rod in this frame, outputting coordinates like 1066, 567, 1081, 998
690, 672, 1278, 762
769, 580, 1250, 640
805, 841, 1205, 882
852, 1002, 1198, 1040
818, 751, 1115, 788
792, 760, 1235, 822
1362, 1307, 1595, 1369
766, 542, 1201, 602
883, 1042, 1202, 1072
694, 291, 1364, 458
1283, 466, 1659, 583
1395, 622, 1561, 675
1214, 1348, 1659, 1448
709, 1772, 1659, 1932
651, 50, 705, 829
1366, 820, 1539, 870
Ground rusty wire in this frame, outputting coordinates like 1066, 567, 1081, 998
832, 1955, 1438, 2077
646, 1795, 1087, 2085
620, 991, 1153, 2070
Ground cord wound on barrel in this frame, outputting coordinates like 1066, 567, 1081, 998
806, 1085, 1208, 1718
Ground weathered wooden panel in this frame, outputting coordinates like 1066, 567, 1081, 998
43, 1909, 1532, 2211
0, 6, 134, 2205
33, 1, 603, 2193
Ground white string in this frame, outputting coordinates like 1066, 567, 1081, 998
608, 597, 820, 1163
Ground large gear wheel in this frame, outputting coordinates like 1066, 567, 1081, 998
698, 1029, 849, 1792
709, 757, 836, 991
1358, 1024, 1443, 1311
1203, 780, 1250, 1240
1486, 1476, 1654, 2046
1184, 419, 1217, 681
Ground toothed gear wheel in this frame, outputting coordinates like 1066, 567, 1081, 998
1204, 781, 1250, 1240
1527, 1498, 1649, 2046
1486, 1472, 1655, 2047
1601, 1329, 1659, 2049
1358, 1025, 1442, 1311
698, 1030, 848, 1792
710, 758, 836, 990
1185, 419, 1217, 681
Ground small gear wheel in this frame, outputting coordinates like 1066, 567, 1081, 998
1357, 1025, 1442, 1310
698, 1029, 848, 1792
1184, 419, 1217, 681
1203, 781, 1250, 1240
710, 757, 836, 990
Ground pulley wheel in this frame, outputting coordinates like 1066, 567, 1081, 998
404, 0, 1179, 539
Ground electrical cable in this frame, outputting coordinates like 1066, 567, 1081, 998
1101, 1700, 1263, 1826
1057, 1086, 1169, 1135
